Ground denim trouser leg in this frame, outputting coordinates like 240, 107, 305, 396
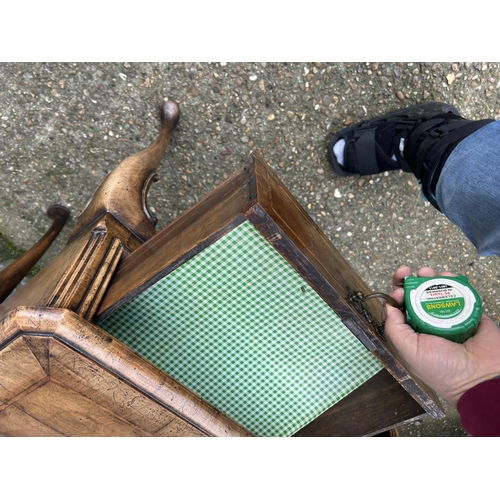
435, 120, 500, 257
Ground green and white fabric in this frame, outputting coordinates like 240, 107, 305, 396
100, 221, 382, 436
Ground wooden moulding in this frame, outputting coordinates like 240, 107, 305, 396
0, 100, 181, 324
96, 150, 444, 430
0, 213, 143, 322
0, 306, 252, 437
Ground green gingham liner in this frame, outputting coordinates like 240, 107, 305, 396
100, 221, 382, 436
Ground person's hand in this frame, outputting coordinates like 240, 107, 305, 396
384, 265, 500, 406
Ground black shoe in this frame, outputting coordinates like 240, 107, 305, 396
328, 102, 494, 209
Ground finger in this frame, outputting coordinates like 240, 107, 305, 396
440, 271, 457, 277
390, 287, 405, 306
416, 266, 437, 277
392, 266, 412, 291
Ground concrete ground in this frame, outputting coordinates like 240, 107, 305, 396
1, 62, 499, 437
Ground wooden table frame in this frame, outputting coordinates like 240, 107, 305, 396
0, 100, 444, 437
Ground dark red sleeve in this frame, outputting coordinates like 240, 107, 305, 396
456, 378, 500, 436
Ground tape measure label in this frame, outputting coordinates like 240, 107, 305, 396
404, 275, 483, 343
421, 284, 465, 319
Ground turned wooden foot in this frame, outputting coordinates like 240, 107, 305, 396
0, 205, 69, 303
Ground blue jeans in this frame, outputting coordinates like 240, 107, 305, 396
435, 120, 500, 257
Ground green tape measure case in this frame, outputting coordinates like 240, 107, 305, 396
403, 276, 483, 344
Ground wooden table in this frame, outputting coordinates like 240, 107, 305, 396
0, 100, 443, 437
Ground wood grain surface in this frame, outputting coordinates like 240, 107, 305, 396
0, 307, 252, 436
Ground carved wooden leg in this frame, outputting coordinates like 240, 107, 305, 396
0, 205, 69, 303
68, 99, 181, 244
0, 100, 180, 318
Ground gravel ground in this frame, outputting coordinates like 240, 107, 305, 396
1, 62, 499, 437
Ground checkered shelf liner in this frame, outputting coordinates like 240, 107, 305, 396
100, 221, 382, 436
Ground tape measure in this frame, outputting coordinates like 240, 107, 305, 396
403, 275, 483, 344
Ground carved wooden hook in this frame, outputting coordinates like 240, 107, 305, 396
68, 99, 181, 244
0, 205, 70, 303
